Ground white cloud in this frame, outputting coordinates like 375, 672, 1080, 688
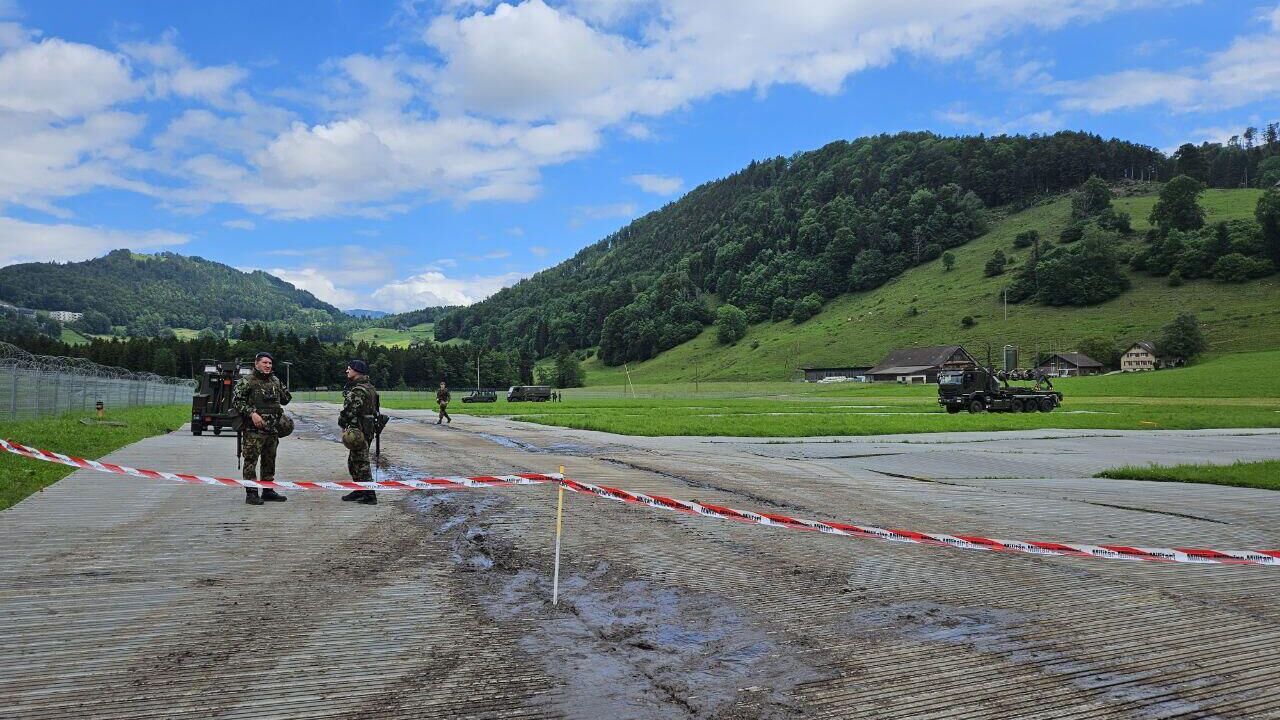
529, 244, 548, 256
936, 107, 1063, 135
268, 267, 361, 307
372, 269, 527, 310
1047, 69, 1200, 112
121, 31, 247, 104
571, 201, 637, 227
152, 0, 1153, 219
223, 219, 255, 230
0, 37, 138, 116
1046, 13, 1280, 113
628, 173, 683, 195
0, 216, 187, 266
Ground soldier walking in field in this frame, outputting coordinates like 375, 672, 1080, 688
436, 380, 451, 425
232, 351, 293, 506
339, 360, 380, 505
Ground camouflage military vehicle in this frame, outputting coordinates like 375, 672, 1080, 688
191, 359, 253, 435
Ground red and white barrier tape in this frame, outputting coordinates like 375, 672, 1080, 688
5, 437, 1278, 567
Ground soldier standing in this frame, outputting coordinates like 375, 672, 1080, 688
231, 351, 291, 506
339, 360, 379, 505
436, 381, 452, 425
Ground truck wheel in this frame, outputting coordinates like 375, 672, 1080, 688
1010, 399, 1023, 413
192, 425, 203, 436
213, 426, 223, 436
1039, 398, 1054, 412
968, 399, 985, 414
1022, 400, 1037, 413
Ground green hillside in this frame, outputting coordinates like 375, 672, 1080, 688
0, 249, 344, 333
350, 323, 435, 348
584, 188, 1277, 385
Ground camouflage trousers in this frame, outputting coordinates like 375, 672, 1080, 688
347, 434, 372, 483
241, 430, 279, 482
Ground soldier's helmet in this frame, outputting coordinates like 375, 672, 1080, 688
342, 427, 364, 450
275, 414, 294, 438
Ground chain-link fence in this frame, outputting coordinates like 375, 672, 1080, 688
0, 342, 195, 422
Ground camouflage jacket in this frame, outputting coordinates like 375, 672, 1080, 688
231, 370, 291, 431
339, 376, 379, 430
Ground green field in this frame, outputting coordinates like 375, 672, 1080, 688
0, 405, 189, 510
60, 327, 90, 345
171, 327, 202, 340
292, 351, 1280, 437
1097, 460, 1280, 491
581, 189, 1277, 386
350, 323, 434, 348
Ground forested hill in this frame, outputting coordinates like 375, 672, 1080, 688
434, 131, 1168, 364
0, 249, 343, 332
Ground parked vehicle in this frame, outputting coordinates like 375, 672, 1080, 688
190, 359, 252, 435
462, 390, 498, 403
506, 385, 552, 402
938, 367, 1063, 414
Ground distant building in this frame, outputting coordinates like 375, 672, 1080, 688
867, 345, 977, 383
1121, 341, 1159, 372
48, 310, 83, 322
1036, 352, 1103, 377
0, 301, 36, 318
802, 366, 872, 383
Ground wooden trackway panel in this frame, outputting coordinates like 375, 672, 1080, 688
3, 406, 1280, 719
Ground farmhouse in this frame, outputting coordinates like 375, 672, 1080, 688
1121, 341, 1159, 372
866, 345, 977, 383
802, 366, 872, 382
1036, 352, 1104, 376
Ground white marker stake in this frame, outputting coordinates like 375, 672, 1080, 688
552, 465, 565, 606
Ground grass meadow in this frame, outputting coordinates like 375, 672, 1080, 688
293, 350, 1280, 437
0, 405, 189, 510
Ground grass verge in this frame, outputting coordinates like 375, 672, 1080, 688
0, 405, 188, 511
1096, 460, 1280, 491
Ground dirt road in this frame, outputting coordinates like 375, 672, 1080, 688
4, 404, 1280, 719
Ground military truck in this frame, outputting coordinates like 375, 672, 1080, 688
190, 359, 253, 435
937, 367, 1063, 414
506, 385, 552, 402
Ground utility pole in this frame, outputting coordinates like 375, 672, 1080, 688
1003, 288, 1008, 322
476, 350, 481, 391
694, 356, 699, 393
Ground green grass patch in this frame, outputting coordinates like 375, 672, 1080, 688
0, 405, 189, 510
171, 327, 201, 340
1096, 460, 1280, 491
350, 323, 434, 348
60, 327, 90, 345
582, 188, 1276, 386
292, 385, 1278, 437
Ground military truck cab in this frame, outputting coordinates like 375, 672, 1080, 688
938, 368, 1062, 414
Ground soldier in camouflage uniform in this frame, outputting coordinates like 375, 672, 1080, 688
338, 360, 379, 505
231, 351, 292, 506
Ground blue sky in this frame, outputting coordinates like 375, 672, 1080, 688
1, 0, 1277, 311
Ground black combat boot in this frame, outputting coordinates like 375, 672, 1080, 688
245, 488, 264, 506
261, 488, 287, 502
356, 490, 378, 505
341, 489, 364, 502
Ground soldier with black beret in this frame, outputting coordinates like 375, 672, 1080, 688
338, 360, 380, 505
